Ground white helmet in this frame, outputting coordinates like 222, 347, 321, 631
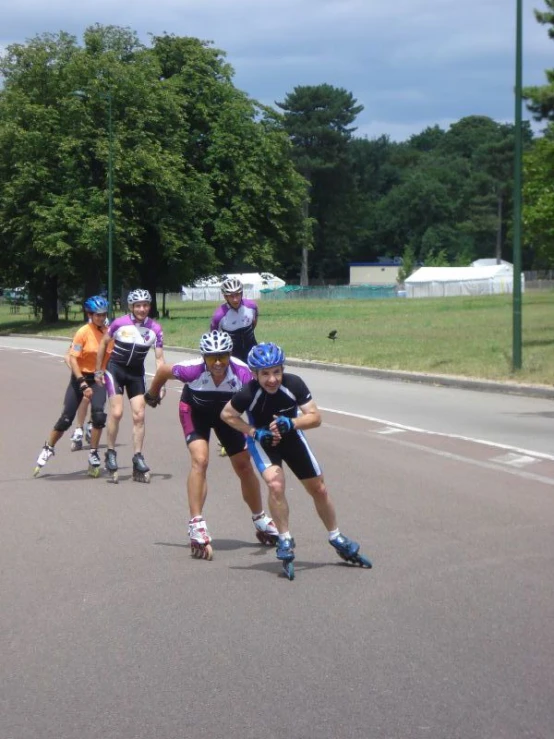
221, 277, 243, 295
127, 288, 152, 305
200, 330, 233, 355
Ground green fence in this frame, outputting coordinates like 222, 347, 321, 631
260, 284, 397, 300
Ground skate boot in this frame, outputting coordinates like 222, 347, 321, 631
85, 421, 93, 445
253, 512, 279, 546
188, 516, 213, 560
104, 448, 118, 484
132, 453, 151, 483
33, 443, 55, 477
70, 427, 83, 451
330, 533, 372, 568
276, 536, 295, 580
87, 449, 102, 478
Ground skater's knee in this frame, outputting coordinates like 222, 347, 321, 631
91, 410, 107, 429
132, 409, 145, 425
267, 477, 285, 500
54, 414, 72, 432
190, 456, 209, 475
306, 478, 328, 500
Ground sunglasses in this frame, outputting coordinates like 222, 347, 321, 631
204, 353, 230, 363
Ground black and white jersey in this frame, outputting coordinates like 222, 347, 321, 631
230, 373, 312, 427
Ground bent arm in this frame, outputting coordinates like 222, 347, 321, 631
269, 399, 321, 436
221, 401, 256, 439
154, 346, 165, 371
95, 333, 111, 373
148, 364, 175, 397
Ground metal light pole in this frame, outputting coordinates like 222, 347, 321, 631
106, 92, 114, 320
72, 89, 114, 320
512, 0, 523, 371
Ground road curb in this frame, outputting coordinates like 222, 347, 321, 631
6, 332, 554, 400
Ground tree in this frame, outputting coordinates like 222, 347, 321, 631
277, 84, 363, 283
0, 27, 308, 319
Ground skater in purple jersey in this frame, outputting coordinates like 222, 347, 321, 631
221, 342, 372, 579
210, 277, 258, 364
95, 289, 165, 483
144, 330, 278, 560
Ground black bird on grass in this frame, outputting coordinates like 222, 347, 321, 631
327, 330, 338, 341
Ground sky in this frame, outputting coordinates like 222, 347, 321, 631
1, 0, 552, 141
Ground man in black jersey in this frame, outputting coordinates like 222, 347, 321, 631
221, 342, 372, 574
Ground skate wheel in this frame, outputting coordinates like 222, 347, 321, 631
191, 543, 213, 560
105, 470, 118, 484
33, 466, 41, 478
87, 466, 101, 479
282, 560, 295, 580
256, 531, 278, 547
71, 442, 82, 452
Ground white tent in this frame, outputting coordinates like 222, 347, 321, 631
182, 272, 286, 301
404, 264, 522, 299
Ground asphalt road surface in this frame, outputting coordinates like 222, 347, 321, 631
1, 338, 553, 739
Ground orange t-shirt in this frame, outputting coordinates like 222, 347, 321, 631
69, 323, 112, 374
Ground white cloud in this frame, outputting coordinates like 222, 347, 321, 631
1, 0, 553, 139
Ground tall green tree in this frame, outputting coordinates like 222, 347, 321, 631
277, 84, 363, 283
0, 26, 307, 319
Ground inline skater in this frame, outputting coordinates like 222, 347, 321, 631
210, 277, 258, 364
221, 342, 372, 580
65, 344, 93, 450
144, 330, 278, 560
210, 276, 258, 457
33, 296, 111, 477
95, 289, 164, 483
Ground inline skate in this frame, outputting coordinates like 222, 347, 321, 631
276, 537, 295, 580
330, 533, 372, 568
70, 427, 83, 451
87, 449, 101, 478
132, 453, 150, 483
85, 421, 93, 445
252, 512, 279, 546
33, 443, 55, 477
104, 448, 118, 483
188, 516, 213, 560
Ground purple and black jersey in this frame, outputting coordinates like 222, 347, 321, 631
210, 299, 258, 363
107, 315, 163, 370
172, 357, 253, 413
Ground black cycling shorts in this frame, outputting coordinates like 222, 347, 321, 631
246, 429, 322, 480
105, 362, 146, 400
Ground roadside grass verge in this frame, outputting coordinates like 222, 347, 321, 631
1, 292, 554, 385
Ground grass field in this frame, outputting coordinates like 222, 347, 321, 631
1, 292, 554, 385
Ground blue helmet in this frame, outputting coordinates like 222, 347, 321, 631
84, 295, 109, 314
247, 343, 285, 370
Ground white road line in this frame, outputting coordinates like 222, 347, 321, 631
376, 427, 406, 435
490, 453, 539, 468
324, 421, 554, 487
3, 344, 554, 465
321, 406, 554, 463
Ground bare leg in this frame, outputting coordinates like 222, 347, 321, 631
187, 439, 209, 517
46, 429, 64, 448
262, 465, 289, 534
229, 450, 263, 513
106, 395, 124, 449
130, 394, 146, 455
301, 476, 338, 531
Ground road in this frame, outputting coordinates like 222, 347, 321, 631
1, 337, 553, 739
